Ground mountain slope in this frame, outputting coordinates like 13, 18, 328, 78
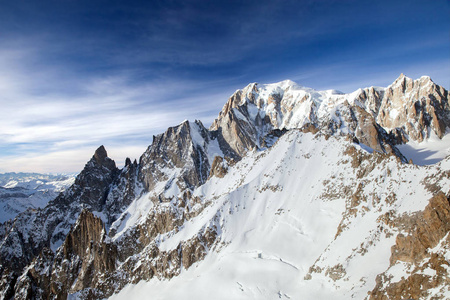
110, 130, 449, 300
0, 74, 449, 299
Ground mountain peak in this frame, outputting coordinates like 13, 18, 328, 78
420, 75, 431, 80
94, 145, 108, 165
392, 73, 410, 85
261, 79, 304, 92
392, 73, 434, 86
277, 79, 298, 88
92, 145, 116, 170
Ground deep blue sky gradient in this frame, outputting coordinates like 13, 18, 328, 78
0, 0, 449, 172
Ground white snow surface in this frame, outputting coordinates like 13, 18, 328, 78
110, 192, 155, 242
189, 120, 224, 165
397, 132, 450, 165
109, 130, 449, 300
236, 79, 376, 132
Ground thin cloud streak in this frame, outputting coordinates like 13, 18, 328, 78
0, 145, 148, 174
0, 45, 234, 173
0, 0, 448, 173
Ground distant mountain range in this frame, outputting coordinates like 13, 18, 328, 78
0, 74, 449, 299
0, 173, 75, 223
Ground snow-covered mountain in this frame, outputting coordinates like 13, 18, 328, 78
0, 173, 75, 223
111, 131, 450, 300
0, 74, 449, 300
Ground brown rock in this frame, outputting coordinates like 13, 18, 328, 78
50, 210, 117, 298
377, 75, 449, 142
370, 192, 450, 299
209, 156, 227, 178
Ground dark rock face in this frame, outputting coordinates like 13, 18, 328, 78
138, 120, 210, 193
11, 247, 54, 300
105, 158, 142, 225
0, 146, 119, 288
50, 210, 117, 299
63, 145, 118, 211
354, 86, 384, 118
211, 106, 258, 157
210, 86, 272, 157
0, 267, 17, 300
322, 101, 387, 152
209, 156, 229, 178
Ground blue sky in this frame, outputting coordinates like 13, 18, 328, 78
0, 0, 449, 173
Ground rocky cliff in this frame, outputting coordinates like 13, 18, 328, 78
377, 74, 449, 142
0, 146, 117, 273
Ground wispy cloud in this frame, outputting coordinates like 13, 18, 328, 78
0, 43, 233, 173
0, 145, 148, 174
0, 0, 448, 173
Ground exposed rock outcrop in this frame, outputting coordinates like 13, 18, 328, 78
138, 120, 210, 193
369, 192, 450, 300
209, 156, 235, 178
377, 74, 449, 142
59, 145, 118, 211
0, 146, 118, 277
105, 158, 142, 225
49, 210, 116, 299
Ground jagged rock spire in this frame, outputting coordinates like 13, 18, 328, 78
92, 145, 116, 170
94, 145, 108, 164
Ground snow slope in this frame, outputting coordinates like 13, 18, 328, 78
110, 130, 449, 299
396, 132, 450, 165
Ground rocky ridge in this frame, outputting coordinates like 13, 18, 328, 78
211, 74, 449, 155
0, 74, 449, 299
